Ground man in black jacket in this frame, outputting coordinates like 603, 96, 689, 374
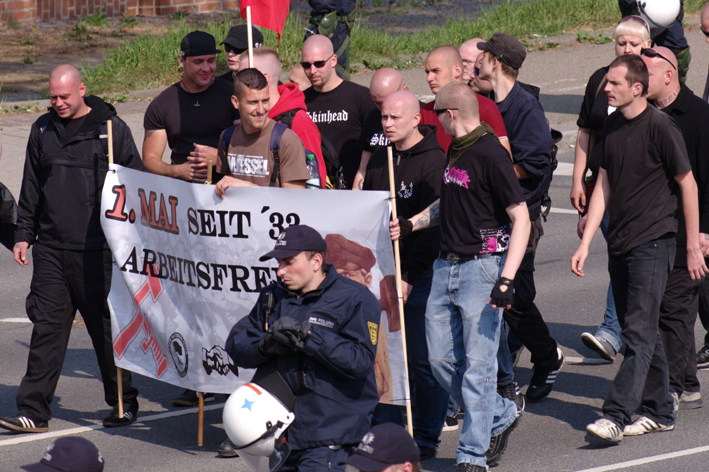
0, 65, 143, 434
226, 225, 381, 472
363, 90, 448, 460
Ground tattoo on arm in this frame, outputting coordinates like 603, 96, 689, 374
357, 180, 363, 190
413, 201, 440, 231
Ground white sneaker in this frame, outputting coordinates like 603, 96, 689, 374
670, 391, 679, 412
586, 418, 623, 442
623, 416, 674, 436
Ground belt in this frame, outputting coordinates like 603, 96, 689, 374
440, 251, 500, 264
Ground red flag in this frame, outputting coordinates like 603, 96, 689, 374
240, 0, 290, 43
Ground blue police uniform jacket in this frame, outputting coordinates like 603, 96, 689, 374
225, 264, 381, 450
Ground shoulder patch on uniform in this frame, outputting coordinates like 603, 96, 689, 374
367, 321, 378, 345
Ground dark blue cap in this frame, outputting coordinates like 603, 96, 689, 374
21, 436, 104, 472
346, 423, 420, 471
259, 225, 327, 261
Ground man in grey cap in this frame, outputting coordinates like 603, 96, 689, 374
218, 24, 264, 83
477, 33, 563, 404
142, 31, 238, 184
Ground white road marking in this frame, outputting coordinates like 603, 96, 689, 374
564, 356, 611, 365
554, 162, 574, 176
549, 208, 578, 215
0, 318, 31, 323
574, 445, 709, 472
0, 403, 226, 447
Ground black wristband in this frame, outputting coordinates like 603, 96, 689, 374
398, 216, 413, 238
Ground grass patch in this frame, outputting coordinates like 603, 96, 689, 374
80, 12, 109, 28
82, 0, 705, 95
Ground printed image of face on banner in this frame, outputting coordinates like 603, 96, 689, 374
325, 234, 396, 403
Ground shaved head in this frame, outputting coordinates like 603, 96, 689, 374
436, 82, 479, 121
460, 39, 484, 82
425, 45, 463, 93
381, 90, 422, 148
48, 64, 87, 119
370, 68, 406, 110
641, 46, 679, 102
383, 90, 420, 117
239, 47, 282, 86
302, 34, 334, 57
49, 64, 82, 87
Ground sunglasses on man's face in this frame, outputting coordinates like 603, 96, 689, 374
640, 48, 677, 70
473, 66, 480, 77
702, 28, 709, 38
300, 54, 334, 70
224, 45, 246, 55
433, 108, 459, 116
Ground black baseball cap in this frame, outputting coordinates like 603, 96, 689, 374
346, 423, 420, 471
21, 436, 104, 472
180, 31, 221, 57
477, 33, 527, 70
221, 25, 264, 51
259, 225, 327, 261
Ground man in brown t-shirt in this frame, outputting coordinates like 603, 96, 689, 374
215, 68, 309, 195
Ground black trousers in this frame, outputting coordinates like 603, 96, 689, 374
17, 243, 138, 422
603, 236, 675, 428
659, 266, 701, 394
697, 277, 709, 348
503, 216, 558, 369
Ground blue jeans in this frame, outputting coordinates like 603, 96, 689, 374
596, 212, 622, 351
426, 256, 517, 467
496, 321, 515, 387
604, 235, 675, 428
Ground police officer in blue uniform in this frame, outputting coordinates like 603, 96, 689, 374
226, 225, 381, 471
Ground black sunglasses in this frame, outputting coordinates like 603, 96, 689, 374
224, 45, 246, 55
473, 66, 480, 77
640, 48, 676, 70
702, 28, 709, 38
300, 54, 334, 70
433, 108, 459, 116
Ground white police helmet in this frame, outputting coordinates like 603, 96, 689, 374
223, 382, 295, 453
636, 0, 681, 30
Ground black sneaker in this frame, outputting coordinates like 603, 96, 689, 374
218, 439, 239, 458
498, 381, 525, 416
103, 403, 138, 428
485, 416, 520, 467
456, 462, 487, 472
171, 389, 215, 407
697, 346, 709, 369
0, 414, 48, 433
526, 348, 564, 402
442, 415, 459, 431
417, 444, 436, 461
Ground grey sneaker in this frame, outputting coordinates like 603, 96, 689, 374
581, 332, 616, 362
697, 346, 709, 369
679, 391, 702, 410
586, 418, 623, 442
623, 416, 674, 436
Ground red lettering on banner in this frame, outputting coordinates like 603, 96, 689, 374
113, 267, 169, 377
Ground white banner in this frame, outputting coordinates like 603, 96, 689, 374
101, 165, 408, 404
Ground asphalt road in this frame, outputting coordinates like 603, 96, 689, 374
2, 25, 709, 472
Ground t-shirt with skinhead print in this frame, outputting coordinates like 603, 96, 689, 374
215, 120, 310, 187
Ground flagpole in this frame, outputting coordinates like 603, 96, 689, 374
387, 146, 414, 438
106, 118, 125, 420
246, 6, 254, 68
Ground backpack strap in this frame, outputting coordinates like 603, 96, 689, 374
269, 122, 288, 187
221, 124, 239, 155
273, 110, 298, 130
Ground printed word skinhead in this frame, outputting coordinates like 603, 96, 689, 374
307, 109, 349, 124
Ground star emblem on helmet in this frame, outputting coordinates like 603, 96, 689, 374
242, 398, 255, 410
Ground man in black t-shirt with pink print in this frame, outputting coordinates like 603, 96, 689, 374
390, 82, 530, 472
572, 54, 708, 443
